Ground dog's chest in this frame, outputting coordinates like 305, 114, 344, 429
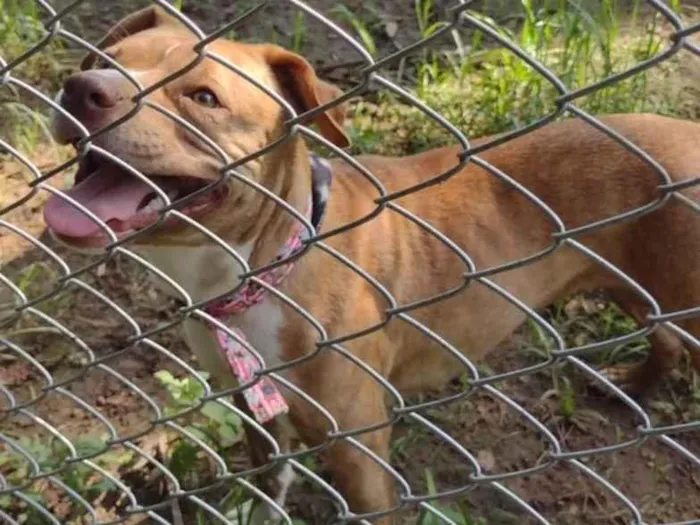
135, 244, 287, 375
235, 298, 286, 368
179, 298, 287, 390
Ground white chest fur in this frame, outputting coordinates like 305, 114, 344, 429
134, 244, 287, 382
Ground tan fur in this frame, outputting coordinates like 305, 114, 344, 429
48, 7, 700, 523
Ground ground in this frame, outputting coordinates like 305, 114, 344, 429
2, 1, 700, 524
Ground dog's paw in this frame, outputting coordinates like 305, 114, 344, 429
243, 500, 286, 525
593, 363, 646, 399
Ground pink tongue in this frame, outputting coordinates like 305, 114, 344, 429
43, 166, 155, 238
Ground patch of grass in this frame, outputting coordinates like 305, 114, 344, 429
0, 1, 66, 86
153, 370, 275, 523
332, 4, 381, 57
155, 371, 321, 523
417, 469, 487, 525
521, 293, 649, 427
0, 0, 73, 151
154, 370, 244, 482
155, 370, 243, 450
413, 0, 456, 94
523, 293, 650, 367
0, 433, 132, 523
348, 0, 678, 156
291, 11, 307, 54
271, 11, 309, 53
13, 261, 72, 313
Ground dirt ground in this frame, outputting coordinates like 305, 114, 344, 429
4, 226, 700, 523
2, 0, 700, 524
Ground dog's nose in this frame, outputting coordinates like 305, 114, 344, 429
61, 70, 124, 119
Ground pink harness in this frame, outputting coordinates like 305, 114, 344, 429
203, 156, 332, 423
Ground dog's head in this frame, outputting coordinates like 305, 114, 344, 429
44, 6, 349, 250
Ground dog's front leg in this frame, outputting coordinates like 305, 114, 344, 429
287, 353, 398, 525
182, 319, 297, 522
235, 397, 298, 525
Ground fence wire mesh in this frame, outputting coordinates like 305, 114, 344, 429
1, 0, 700, 523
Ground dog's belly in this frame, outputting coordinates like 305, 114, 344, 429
387, 305, 529, 394
384, 248, 599, 394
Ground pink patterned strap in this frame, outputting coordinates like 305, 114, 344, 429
205, 203, 310, 318
202, 157, 333, 423
214, 327, 289, 423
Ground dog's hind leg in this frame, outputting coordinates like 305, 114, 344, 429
601, 289, 691, 396
601, 184, 700, 397
683, 318, 700, 377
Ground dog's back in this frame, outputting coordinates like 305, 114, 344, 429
327, 113, 700, 395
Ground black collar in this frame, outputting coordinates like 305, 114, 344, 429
309, 154, 332, 233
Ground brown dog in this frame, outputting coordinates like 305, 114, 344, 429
43, 6, 699, 523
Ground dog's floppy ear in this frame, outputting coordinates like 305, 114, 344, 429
81, 6, 182, 70
263, 45, 350, 149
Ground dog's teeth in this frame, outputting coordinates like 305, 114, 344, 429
140, 195, 166, 213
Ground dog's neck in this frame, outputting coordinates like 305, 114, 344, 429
135, 137, 314, 303
249, 138, 312, 268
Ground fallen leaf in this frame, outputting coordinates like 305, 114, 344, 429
477, 449, 496, 471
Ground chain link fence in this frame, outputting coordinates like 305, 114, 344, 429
1, 0, 700, 523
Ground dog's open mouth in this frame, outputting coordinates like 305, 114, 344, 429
43, 153, 227, 243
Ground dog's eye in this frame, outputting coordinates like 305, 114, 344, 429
189, 89, 220, 108
93, 54, 114, 70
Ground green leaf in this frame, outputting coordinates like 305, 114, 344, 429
156, 370, 207, 407
154, 370, 177, 387
332, 5, 377, 57
168, 440, 200, 479
201, 401, 230, 423
215, 422, 242, 449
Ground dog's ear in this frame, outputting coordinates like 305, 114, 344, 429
263, 45, 350, 149
80, 6, 182, 70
